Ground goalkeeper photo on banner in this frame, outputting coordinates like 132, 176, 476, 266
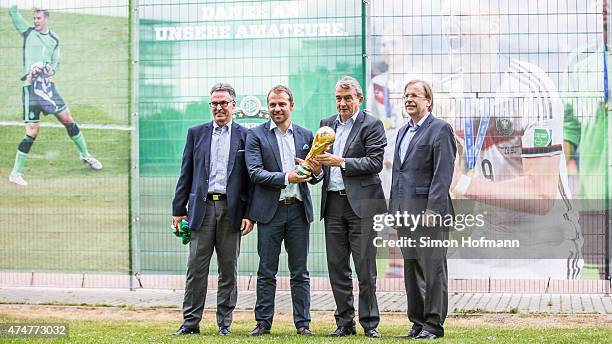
8, 5, 102, 187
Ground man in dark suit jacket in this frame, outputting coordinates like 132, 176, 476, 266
245, 85, 321, 337
314, 76, 387, 338
171, 83, 254, 336
389, 80, 456, 340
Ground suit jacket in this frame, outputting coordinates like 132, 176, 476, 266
245, 121, 315, 224
172, 121, 251, 231
389, 113, 456, 218
318, 110, 388, 219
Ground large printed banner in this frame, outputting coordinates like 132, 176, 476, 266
0, 0, 130, 273
140, 0, 609, 279
368, 0, 609, 279
1, 0, 606, 281
138, 0, 363, 275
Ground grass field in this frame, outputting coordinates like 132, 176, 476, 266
1, 306, 611, 343
0, 126, 130, 272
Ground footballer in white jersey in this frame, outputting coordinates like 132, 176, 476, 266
368, 72, 407, 196
443, 57, 584, 279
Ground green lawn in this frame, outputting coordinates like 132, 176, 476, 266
0, 125, 130, 272
0, 125, 129, 177
1, 312, 611, 343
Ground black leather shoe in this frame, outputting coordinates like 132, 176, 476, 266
329, 325, 357, 337
406, 328, 421, 338
365, 328, 382, 338
250, 324, 270, 336
296, 327, 314, 336
172, 326, 200, 336
415, 329, 440, 340
218, 326, 231, 336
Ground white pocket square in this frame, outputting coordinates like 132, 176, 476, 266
302, 144, 310, 150
237, 149, 245, 152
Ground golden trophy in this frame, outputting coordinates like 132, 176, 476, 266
295, 126, 336, 177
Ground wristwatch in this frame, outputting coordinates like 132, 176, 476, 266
340, 158, 346, 170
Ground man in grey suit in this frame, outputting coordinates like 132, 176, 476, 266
245, 85, 321, 337
172, 83, 254, 336
390, 80, 456, 340
315, 76, 387, 338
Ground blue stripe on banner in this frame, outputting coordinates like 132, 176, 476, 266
463, 98, 491, 170
464, 100, 474, 169
473, 109, 490, 167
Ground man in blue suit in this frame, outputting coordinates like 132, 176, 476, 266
390, 80, 456, 340
245, 85, 321, 337
315, 76, 387, 338
171, 83, 254, 336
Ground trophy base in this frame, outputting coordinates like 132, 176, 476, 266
295, 164, 312, 177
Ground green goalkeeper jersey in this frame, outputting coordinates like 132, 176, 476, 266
563, 47, 610, 205
9, 5, 60, 86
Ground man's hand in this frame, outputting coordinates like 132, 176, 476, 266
288, 170, 311, 184
424, 210, 438, 228
308, 158, 323, 176
172, 215, 188, 233
295, 157, 322, 176
28, 64, 54, 81
26, 65, 46, 82
31, 65, 42, 77
26, 68, 41, 82
240, 218, 254, 236
315, 152, 344, 167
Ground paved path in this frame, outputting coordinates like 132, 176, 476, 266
1, 287, 611, 314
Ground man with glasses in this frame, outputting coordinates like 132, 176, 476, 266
315, 76, 387, 338
172, 83, 254, 336
390, 80, 456, 340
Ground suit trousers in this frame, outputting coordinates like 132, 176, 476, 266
182, 199, 240, 328
255, 202, 311, 329
400, 227, 448, 337
324, 192, 380, 329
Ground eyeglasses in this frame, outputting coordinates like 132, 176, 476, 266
402, 94, 428, 103
209, 100, 233, 108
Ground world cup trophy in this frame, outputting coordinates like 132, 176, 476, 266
295, 126, 336, 177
